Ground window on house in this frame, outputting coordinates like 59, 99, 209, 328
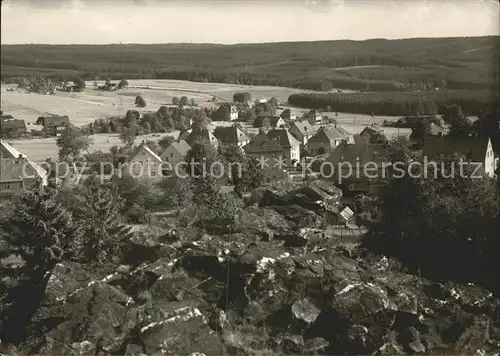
171, 153, 174, 158
151, 172, 156, 177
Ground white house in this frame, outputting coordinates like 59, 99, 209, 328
125, 141, 163, 182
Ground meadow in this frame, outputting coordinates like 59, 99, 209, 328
1, 79, 408, 162
1, 79, 350, 127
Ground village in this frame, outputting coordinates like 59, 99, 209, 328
1, 78, 498, 203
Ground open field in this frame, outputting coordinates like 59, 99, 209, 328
123, 79, 356, 103
5, 132, 179, 163
2, 79, 408, 163
1, 79, 355, 127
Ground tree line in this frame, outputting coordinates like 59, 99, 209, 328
288, 90, 499, 117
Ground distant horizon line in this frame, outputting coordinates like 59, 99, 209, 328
2, 35, 499, 46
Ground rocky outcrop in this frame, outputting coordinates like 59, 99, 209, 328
256, 180, 343, 228
259, 179, 342, 216
14, 223, 498, 356
3, 191, 499, 356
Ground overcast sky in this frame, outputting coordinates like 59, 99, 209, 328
1, 0, 499, 44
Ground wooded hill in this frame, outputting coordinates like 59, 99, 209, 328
2, 36, 499, 92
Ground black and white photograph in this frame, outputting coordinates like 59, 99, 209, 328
0, 0, 499, 354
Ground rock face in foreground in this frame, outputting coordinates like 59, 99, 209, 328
7, 220, 498, 356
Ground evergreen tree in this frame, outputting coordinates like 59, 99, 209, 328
0, 185, 84, 344
76, 175, 133, 264
0, 185, 83, 279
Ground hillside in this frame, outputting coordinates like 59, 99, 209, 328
1, 36, 499, 92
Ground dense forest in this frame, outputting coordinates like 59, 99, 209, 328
1, 36, 499, 92
288, 89, 499, 116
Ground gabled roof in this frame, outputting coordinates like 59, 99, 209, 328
308, 126, 349, 143
270, 117, 285, 127
128, 142, 162, 163
214, 126, 249, 144
266, 129, 301, 148
1, 117, 26, 131
254, 115, 281, 128
1, 139, 23, 158
335, 125, 352, 137
290, 120, 315, 136
423, 136, 490, 162
162, 139, 191, 158
243, 132, 285, 154
36, 116, 70, 126
326, 141, 392, 169
280, 108, 296, 119
0, 139, 48, 181
361, 124, 384, 134
186, 128, 218, 146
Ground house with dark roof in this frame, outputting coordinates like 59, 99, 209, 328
0, 139, 48, 198
360, 124, 387, 144
243, 131, 288, 180
289, 120, 316, 148
253, 115, 286, 129
423, 136, 497, 178
266, 128, 301, 165
185, 127, 219, 147
213, 125, 250, 148
212, 103, 239, 121
1, 116, 27, 136
304, 109, 323, 124
280, 108, 297, 122
307, 125, 353, 156
160, 139, 191, 166
36, 116, 70, 136
324, 140, 393, 195
125, 141, 163, 182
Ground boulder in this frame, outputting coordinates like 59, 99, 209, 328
259, 179, 342, 215
291, 298, 321, 325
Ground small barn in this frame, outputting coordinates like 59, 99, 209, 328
1, 116, 27, 136
36, 116, 70, 136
